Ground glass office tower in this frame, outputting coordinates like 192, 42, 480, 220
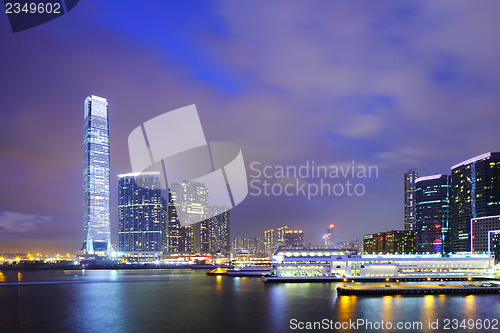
82, 95, 111, 255
450, 152, 500, 252
415, 174, 450, 254
118, 172, 163, 260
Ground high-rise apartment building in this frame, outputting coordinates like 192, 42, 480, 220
168, 181, 230, 255
263, 229, 275, 255
404, 169, 419, 231
450, 152, 500, 252
205, 207, 230, 256
82, 95, 111, 255
415, 174, 450, 254
118, 173, 163, 260
171, 181, 209, 254
276, 226, 288, 248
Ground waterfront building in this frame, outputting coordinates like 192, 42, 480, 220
264, 229, 275, 255
118, 173, 162, 261
271, 248, 494, 278
284, 230, 304, 248
363, 230, 415, 254
450, 152, 500, 252
82, 95, 111, 255
404, 169, 419, 231
324, 224, 335, 248
471, 215, 500, 255
415, 174, 450, 254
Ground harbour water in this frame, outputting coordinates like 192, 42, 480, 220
1, 269, 499, 332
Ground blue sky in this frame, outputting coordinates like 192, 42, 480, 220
1, 1, 500, 252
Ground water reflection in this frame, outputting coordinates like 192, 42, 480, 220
464, 295, 476, 318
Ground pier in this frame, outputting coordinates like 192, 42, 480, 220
337, 285, 500, 296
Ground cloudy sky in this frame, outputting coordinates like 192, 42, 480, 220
1, 1, 500, 253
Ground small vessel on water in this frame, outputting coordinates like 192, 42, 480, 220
206, 267, 228, 276
227, 265, 273, 277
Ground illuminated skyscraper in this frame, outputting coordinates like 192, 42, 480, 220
263, 229, 275, 255
450, 152, 500, 252
205, 207, 230, 256
162, 190, 181, 254
118, 172, 163, 260
404, 169, 419, 231
171, 181, 209, 254
82, 95, 111, 255
284, 230, 304, 248
415, 174, 450, 254
363, 230, 415, 254
276, 226, 288, 247
324, 224, 335, 248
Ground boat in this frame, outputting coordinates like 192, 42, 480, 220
227, 265, 273, 277
206, 267, 228, 276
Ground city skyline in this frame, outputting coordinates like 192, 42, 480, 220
2, 2, 500, 253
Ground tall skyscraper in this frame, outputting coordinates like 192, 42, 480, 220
162, 190, 181, 254
404, 169, 419, 231
415, 174, 450, 254
450, 152, 500, 252
118, 173, 163, 260
205, 207, 230, 256
82, 95, 111, 255
170, 181, 231, 255
324, 224, 335, 248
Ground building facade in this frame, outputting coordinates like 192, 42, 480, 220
118, 173, 163, 260
264, 229, 275, 255
471, 215, 500, 254
270, 249, 494, 279
284, 230, 304, 248
171, 181, 209, 254
363, 230, 415, 254
450, 152, 500, 252
276, 226, 288, 248
82, 95, 111, 255
404, 169, 419, 231
324, 224, 335, 248
162, 190, 181, 254
415, 174, 450, 254
204, 207, 230, 256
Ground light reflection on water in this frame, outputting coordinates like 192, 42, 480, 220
0, 270, 499, 333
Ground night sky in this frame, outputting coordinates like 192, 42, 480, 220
1, 1, 500, 253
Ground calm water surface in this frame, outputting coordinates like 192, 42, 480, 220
0, 269, 499, 333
